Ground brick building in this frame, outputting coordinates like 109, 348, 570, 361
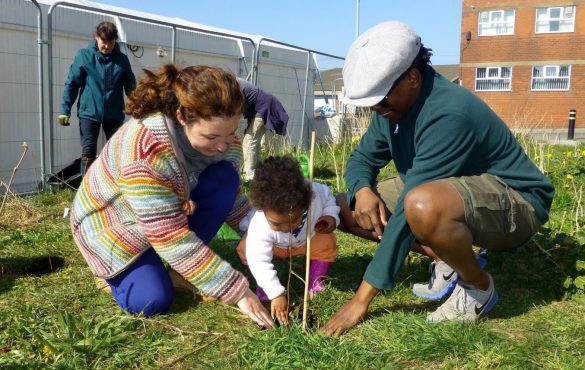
460, 0, 585, 129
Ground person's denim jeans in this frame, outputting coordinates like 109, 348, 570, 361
78, 118, 123, 157
79, 118, 123, 175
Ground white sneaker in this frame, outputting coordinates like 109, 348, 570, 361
412, 255, 488, 300
427, 273, 499, 323
412, 261, 458, 300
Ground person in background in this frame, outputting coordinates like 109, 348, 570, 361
236, 77, 289, 180
236, 156, 339, 326
70, 64, 272, 328
58, 21, 136, 176
321, 21, 554, 336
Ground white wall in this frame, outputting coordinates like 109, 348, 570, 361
0, 0, 326, 193
0, 1, 42, 192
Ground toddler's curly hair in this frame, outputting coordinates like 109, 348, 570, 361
249, 156, 311, 215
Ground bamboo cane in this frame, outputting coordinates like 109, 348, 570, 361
302, 131, 316, 331
0, 142, 29, 216
286, 228, 292, 311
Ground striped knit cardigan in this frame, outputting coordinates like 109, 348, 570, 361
70, 113, 250, 304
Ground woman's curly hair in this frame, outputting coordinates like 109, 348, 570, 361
249, 156, 311, 215
125, 64, 244, 123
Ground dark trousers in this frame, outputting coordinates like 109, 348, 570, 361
79, 118, 123, 175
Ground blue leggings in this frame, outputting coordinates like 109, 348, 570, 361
106, 161, 239, 316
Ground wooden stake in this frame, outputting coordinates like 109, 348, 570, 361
302, 131, 316, 331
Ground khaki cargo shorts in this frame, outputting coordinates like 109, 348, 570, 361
376, 174, 542, 250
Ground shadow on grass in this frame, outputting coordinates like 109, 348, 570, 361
374, 229, 582, 321
206, 226, 583, 321
0, 255, 65, 294
168, 293, 202, 314
480, 229, 583, 319
368, 300, 440, 318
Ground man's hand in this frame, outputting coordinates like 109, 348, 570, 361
58, 114, 70, 126
353, 187, 388, 240
271, 294, 290, 326
236, 288, 274, 329
320, 280, 379, 337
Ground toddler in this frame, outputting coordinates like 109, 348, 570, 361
236, 156, 339, 325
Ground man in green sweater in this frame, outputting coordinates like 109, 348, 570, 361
321, 21, 554, 337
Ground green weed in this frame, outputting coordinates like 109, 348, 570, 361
0, 137, 584, 368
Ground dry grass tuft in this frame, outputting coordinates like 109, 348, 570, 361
0, 195, 48, 229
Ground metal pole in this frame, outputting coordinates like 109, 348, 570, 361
332, 77, 344, 144
252, 38, 262, 85
332, 77, 343, 110
568, 109, 576, 140
299, 51, 311, 149
315, 68, 328, 105
248, 40, 257, 84
356, 0, 360, 38
171, 26, 176, 63
31, 0, 46, 189
47, 4, 55, 175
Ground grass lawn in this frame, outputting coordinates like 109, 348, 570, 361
0, 140, 584, 369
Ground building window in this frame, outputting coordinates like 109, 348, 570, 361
535, 6, 575, 33
531, 65, 571, 90
475, 67, 512, 91
478, 9, 515, 36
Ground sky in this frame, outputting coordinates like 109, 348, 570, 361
95, 0, 463, 66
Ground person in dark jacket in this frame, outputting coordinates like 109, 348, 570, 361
236, 77, 289, 180
320, 21, 554, 337
58, 21, 136, 176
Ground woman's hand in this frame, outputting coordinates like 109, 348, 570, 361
183, 200, 197, 215
271, 294, 290, 326
236, 288, 274, 328
315, 215, 337, 234
235, 233, 249, 266
353, 187, 387, 240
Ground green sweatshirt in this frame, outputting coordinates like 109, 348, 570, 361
345, 68, 555, 291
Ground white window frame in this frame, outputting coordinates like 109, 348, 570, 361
535, 6, 576, 33
475, 66, 512, 91
531, 65, 571, 91
478, 9, 515, 36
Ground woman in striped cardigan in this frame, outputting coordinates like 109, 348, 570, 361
70, 64, 273, 328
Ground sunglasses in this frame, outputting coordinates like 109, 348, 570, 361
373, 68, 411, 108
